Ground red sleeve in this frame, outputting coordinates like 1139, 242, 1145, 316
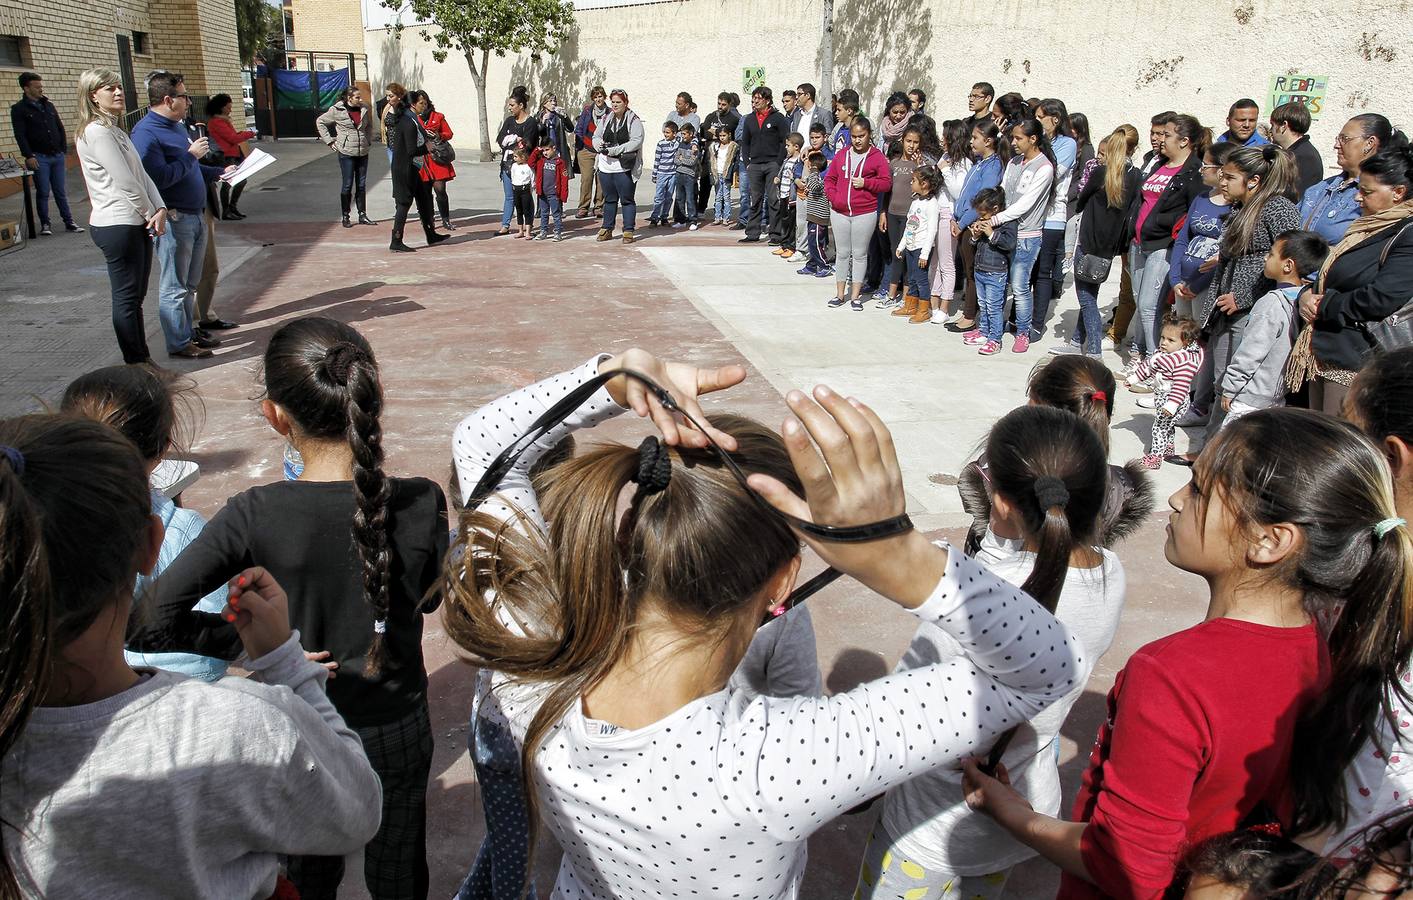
557, 163, 569, 201
208, 117, 248, 154
1080, 651, 1209, 899
823, 153, 843, 207
435, 113, 453, 140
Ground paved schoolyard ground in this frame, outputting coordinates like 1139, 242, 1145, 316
0, 145, 1208, 898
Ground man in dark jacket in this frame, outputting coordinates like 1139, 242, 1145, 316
1269, 101, 1325, 193
9, 71, 81, 235
738, 86, 789, 243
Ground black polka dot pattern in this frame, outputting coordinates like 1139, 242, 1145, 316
458, 361, 1084, 899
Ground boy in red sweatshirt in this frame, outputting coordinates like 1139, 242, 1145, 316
530, 138, 570, 241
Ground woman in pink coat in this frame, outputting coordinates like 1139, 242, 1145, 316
824, 115, 892, 309
411, 91, 457, 230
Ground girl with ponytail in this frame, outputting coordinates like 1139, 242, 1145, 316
981, 118, 1056, 353
1291, 347, 1413, 857
134, 316, 449, 900
1202, 145, 1301, 433
0, 415, 379, 899
857, 405, 1123, 900
445, 348, 1082, 899
963, 409, 1407, 899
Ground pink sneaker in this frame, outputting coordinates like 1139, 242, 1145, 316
1012, 334, 1031, 353
962, 329, 986, 345
1141, 454, 1163, 470
978, 340, 1002, 356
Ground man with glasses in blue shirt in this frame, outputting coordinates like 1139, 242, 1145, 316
131, 71, 230, 359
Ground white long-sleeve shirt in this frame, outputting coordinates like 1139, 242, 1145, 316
938, 157, 973, 214
1, 633, 382, 899
451, 358, 1083, 900
991, 153, 1055, 238
881, 530, 1125, 875
899, 194, 941, 260
75, 121, 166, 227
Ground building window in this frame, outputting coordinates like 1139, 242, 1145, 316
132, 31, 150, 55
0, 35, 29, 68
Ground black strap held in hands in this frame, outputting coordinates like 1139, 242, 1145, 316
465, 367, 915, 626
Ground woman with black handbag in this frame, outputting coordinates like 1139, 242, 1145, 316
411, 91, 457, 230
1050, 126, 1140, 357
388, 92, 447, 253
205, 94, 254, 219
1288, 144, 1413, 414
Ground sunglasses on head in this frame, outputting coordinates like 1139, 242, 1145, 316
466, 368, 915, 627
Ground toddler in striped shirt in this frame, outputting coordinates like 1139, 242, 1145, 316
1127, 313, 1204, 468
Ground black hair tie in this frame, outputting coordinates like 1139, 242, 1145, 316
631, 436, 672, 496
324, 342, 365, 385
1034, 476, 1070, 511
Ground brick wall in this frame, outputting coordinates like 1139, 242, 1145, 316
289, 0, 365, 57
0, 0, 240, 159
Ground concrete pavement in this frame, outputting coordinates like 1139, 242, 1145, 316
0, 146, 1209, 899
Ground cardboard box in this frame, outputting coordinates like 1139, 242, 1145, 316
0, 220, 20, 249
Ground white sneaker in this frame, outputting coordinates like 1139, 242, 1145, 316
930, 309, 948, 324
943, 310, 963, 325
689, 223, 699, 231
788, 252, 806, 263
1136, 396, 1157, 409
877, 294, 902, 310
1101, 336, 1117, 351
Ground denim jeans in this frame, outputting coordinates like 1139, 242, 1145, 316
1129, 243, 1173, 356
714, 182, 733, 221
33, 152, 75, 227
1030, 226, 1067, 338
1007, 235, 1043, 336
153, 210, 205, 353
539, 194, 563, 235
737, 157, 751, 220
456, 709, 537, 900
1068, 244, 1105, 355
976, 269, 1008, 343
650, 174, 675, 221
600, 171, 637, 231
90, 223, 153, 363
674, 175, 697, 221
500, 169, 516, 228
903, 247, 930, 301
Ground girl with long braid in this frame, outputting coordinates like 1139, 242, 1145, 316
130, 316, 449, 900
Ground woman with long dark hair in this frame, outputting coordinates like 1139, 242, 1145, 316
204, 93, 254, 220
411, 90, 457, 230
948, 120, 1007, 330
494, 86, 540, 236
977, 118, 1055, 353
317, 85, 377, 228
1031, 99, 1078, 339
927, 118, 973, 322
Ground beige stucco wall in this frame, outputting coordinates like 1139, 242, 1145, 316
290, 0, 367, 55
367, 0, 1413, 165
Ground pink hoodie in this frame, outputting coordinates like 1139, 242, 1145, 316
824, 145, 892, 216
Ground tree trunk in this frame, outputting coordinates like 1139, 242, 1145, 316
466, 48, 493, 161
819, 0, 834, 113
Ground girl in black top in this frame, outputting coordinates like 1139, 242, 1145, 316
136, 316, 449, 900
495, 87, 541, 235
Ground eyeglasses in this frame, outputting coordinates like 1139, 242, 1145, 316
1199, 164, 1219, 171
465, 368, 914, 628
1334, 134, 1368, 146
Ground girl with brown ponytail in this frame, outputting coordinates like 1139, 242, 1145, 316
130, 316, 448, 900
858, 405, 1124, 900
445, 348, 1082, 899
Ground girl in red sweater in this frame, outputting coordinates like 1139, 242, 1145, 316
963, 408, 1409, 899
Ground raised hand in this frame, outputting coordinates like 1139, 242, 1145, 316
220, 566, 293, 660
599, 349, 748, 451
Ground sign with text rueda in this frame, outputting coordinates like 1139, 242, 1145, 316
1269, 74, 1329, 120
743, 66, 766, 95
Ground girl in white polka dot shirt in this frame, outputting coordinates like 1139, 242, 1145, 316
446, 349, 1082, 900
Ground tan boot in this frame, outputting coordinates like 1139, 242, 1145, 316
622, 230, 636, 244
952, 315, 975, 330
891, 293, 919, 317
596, 228, 613, 242
909, 300, 933, 323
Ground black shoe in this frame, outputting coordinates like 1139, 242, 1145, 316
738, 236, 761, 243
358, 214, 378, 226
390, 240, 416, 252
228, 208, 246, 220
221, 212, 241, 221
168, 343, 214, 359
426, 232, 450, 245
441, 218, 457, 230
728, 222, 745, 230
191, 331, 221, 349
197, 317, 238, 330
342, 215, 353, 228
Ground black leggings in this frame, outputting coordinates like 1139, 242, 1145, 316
513, 185, 533, 225
90, 223, 153, 363
1031, 226, 1068, 332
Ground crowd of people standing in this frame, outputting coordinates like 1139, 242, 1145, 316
7, 62, 1413, 900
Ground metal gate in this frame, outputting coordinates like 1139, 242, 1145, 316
250, 52, 369, 139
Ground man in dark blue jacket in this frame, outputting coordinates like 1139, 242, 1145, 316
9, 72, 82, 235
131, 71, 228, 359
737, 86, 789, 243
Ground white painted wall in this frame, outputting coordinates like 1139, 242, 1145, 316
367, 0, 1413, 166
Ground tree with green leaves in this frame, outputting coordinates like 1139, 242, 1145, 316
234, 0, 284, 67
380, 0, 575, 160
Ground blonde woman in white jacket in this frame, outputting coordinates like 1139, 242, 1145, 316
74, 69, 167, 364
930, 119, 975, 323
